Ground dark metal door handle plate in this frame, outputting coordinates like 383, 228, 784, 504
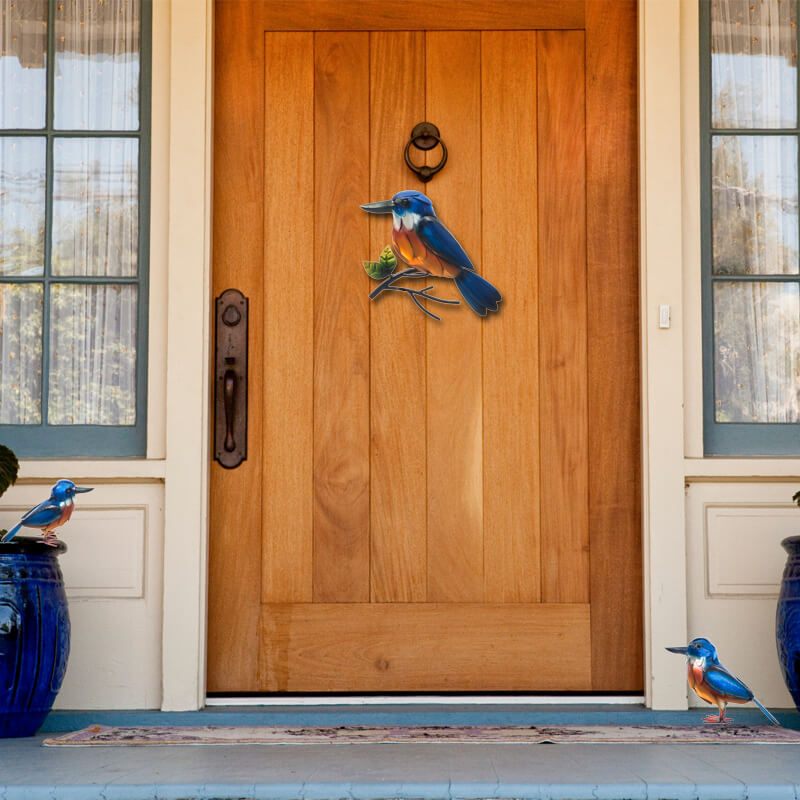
404, 122, 448, 183
214, 288, 248, 468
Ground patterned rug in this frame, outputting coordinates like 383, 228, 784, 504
43, 724, 800, 746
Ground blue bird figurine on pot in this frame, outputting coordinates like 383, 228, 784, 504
1, 480, 93, 547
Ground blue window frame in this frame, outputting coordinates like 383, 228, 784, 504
0, 0, 151, 457
700, 0, 800, 455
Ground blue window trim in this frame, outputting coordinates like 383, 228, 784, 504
0, 0, 151, 458
699, 0, 800, 456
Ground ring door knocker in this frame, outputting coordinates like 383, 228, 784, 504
404, 122, 448, 183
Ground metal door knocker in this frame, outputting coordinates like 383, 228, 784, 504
404, 122, 447, 183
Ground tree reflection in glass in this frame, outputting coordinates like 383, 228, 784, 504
714, 282, 800, 422
712, 0, 797, 129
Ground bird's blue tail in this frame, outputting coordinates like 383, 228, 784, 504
1, 522, 22, 543
454, 270, 501, 317
753, 697, 780, 726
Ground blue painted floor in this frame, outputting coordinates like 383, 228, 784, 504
0, 705, 798, 800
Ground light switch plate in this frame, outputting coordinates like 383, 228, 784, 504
659, 304, 670, 329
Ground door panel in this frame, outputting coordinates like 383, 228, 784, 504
259, 604, 591, 692
261, 32, 314, 605
210, 0, 642, 694
369, 31, 428, 604
538, 30, 590, 604
481, 31, 541, 605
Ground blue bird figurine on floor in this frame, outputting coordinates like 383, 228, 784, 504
361, 190, 502, 317
1, 480, 93, 547
666, 637, 779, 725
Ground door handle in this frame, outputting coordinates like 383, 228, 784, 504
223, 368, 237, 452
214, 289, 248, 468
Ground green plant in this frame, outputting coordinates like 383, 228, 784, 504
0, 444, 19, 500
0, 445, 19, 540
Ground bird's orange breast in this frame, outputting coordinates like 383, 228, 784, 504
688, 663, 719, 706
392, 228, 461, 278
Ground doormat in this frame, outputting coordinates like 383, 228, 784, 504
43, 724, 800, 746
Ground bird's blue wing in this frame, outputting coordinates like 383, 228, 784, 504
703, 664, 753, 701
417, 216, 475, 272
20, 500, 61, 528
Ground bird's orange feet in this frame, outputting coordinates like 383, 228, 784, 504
41, 531, 58, 547
702, 714, 733, 724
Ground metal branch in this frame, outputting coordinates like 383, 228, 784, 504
368, 269, 460, 321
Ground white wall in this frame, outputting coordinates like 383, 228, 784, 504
0, 481, 164, 708
679, 0, 800, 709
0, 0, 173, 709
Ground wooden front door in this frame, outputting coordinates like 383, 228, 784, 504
209, 0, 642, 694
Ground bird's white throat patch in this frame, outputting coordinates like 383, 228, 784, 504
393, 211, 421, 231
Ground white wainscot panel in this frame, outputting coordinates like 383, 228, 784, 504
705, 505, 796, 597
686, 482, 800, 709
0, 481, 164, 709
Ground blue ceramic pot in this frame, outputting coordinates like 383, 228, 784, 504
777, 535, 800, 711
0, 537, 69, 737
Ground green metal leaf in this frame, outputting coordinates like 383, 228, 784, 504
363, 245, 396, 280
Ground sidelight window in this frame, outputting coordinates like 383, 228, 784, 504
701, 0, 800, 454
0, 0, 150, 456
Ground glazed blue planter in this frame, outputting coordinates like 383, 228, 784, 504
0, 537, 69, 737
777, 535, 800, 711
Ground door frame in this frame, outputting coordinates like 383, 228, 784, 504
160, 0, 689, 710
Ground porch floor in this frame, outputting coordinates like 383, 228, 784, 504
2, 704, 800, 800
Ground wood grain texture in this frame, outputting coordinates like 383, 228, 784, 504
481, 32, 541, 604
259, 603, 592, 691
261, 34, 314, 604
235, 0, 585, 31
207, 1, 264, 691
586, 0, 643, 691
425, 32, 484, 603
369, 32, 428, 603
537, 31, 590, 604
312, 33, 372, 602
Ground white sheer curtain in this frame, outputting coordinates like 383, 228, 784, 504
711, 0, 800, 423
54, 0, 140, 130
48, 0, 140, 425
0, 284, 42, 424
714, 282, 800, 423
712, 0, 797, 128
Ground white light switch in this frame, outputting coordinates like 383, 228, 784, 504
659, 304, 671, 329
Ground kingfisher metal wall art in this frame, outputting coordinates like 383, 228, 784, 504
361, 190, 502, 320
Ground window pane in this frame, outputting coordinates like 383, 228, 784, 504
714, 281, 800, 422
711, 0, 798, 129
52, 137, 137, 276
0, 0, 47, 129
0, 282, 42, 424
54, 0, 140, 130
0, 137, 45, 276
48, 283, 136, 424
712, 135, 798, 275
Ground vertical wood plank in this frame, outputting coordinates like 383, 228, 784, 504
425, 32, 484, 602
481, 32, 541, 603
208, 2, 264, 691
537, 31, 590, 604
261, 33, 314, 603
313, 32, 371, 602
369, 32, 428, 603
586, 0, 643, 690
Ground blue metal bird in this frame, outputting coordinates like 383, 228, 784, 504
666, 637, 779, 725
1, 480, 93, 547
361, 190, 502, 316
